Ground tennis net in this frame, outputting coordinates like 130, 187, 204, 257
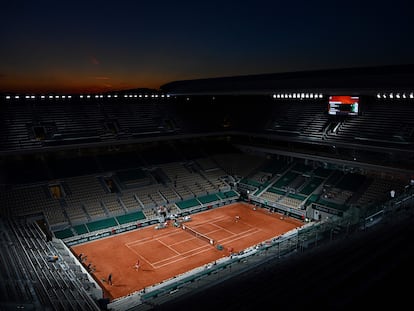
182, 224, 215, 246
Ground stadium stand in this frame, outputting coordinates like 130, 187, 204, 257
1, 65, 414, 310
0, 218, 100, 310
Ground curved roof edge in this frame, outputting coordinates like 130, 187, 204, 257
160, 64, 414, 95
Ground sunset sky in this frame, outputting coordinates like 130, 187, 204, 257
1, 0, 413, 94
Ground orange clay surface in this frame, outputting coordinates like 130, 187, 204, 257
71, 202, 303, 300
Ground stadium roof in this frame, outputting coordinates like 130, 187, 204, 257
161, 64, 414, 96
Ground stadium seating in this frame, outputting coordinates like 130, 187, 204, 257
1, 81, 414, 310
0, 218, 100, 310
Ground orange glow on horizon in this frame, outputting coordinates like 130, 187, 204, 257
0, 80, 165, 94
0, 72, 173, 94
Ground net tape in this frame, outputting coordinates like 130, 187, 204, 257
182, 224, 215, 246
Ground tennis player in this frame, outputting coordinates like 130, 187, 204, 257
134, 259, 140, 271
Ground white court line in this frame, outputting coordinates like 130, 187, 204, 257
168, 233, 211, 248
153, 227, 261, 268
194, 214, 255, 236
125, 244, 156, 269
126, 229, 213, 268
208, 227, 258, 245
154, 247, 213, 269
125, 215, 227, 248
189, 214, 228, 226
125, 235, 153, 247
197, 226, 229, 236
218, 228, 261, 246
194, 214, 229, 227
124, 212, 262, 270
126, 229, 185, 248
127, 232, 192, 255
126, 215, 227, 249
153, 243, 212, 266
210, 222, 236, 235
157, 238, 180, 255
195, 215, 256, 238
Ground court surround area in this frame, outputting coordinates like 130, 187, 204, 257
72, 202, 303, 300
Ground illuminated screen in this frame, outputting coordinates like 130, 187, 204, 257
328, 96, 359, 116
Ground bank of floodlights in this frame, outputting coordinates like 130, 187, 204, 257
376, 92, 413, 100
4, 92, 170, 101
272, 92, 324, 100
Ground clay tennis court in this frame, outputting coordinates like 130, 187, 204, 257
71, 202, 303, 300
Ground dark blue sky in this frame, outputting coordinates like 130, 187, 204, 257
1, 0, 413, 93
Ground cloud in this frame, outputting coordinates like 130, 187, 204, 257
94, 76, 110, 80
